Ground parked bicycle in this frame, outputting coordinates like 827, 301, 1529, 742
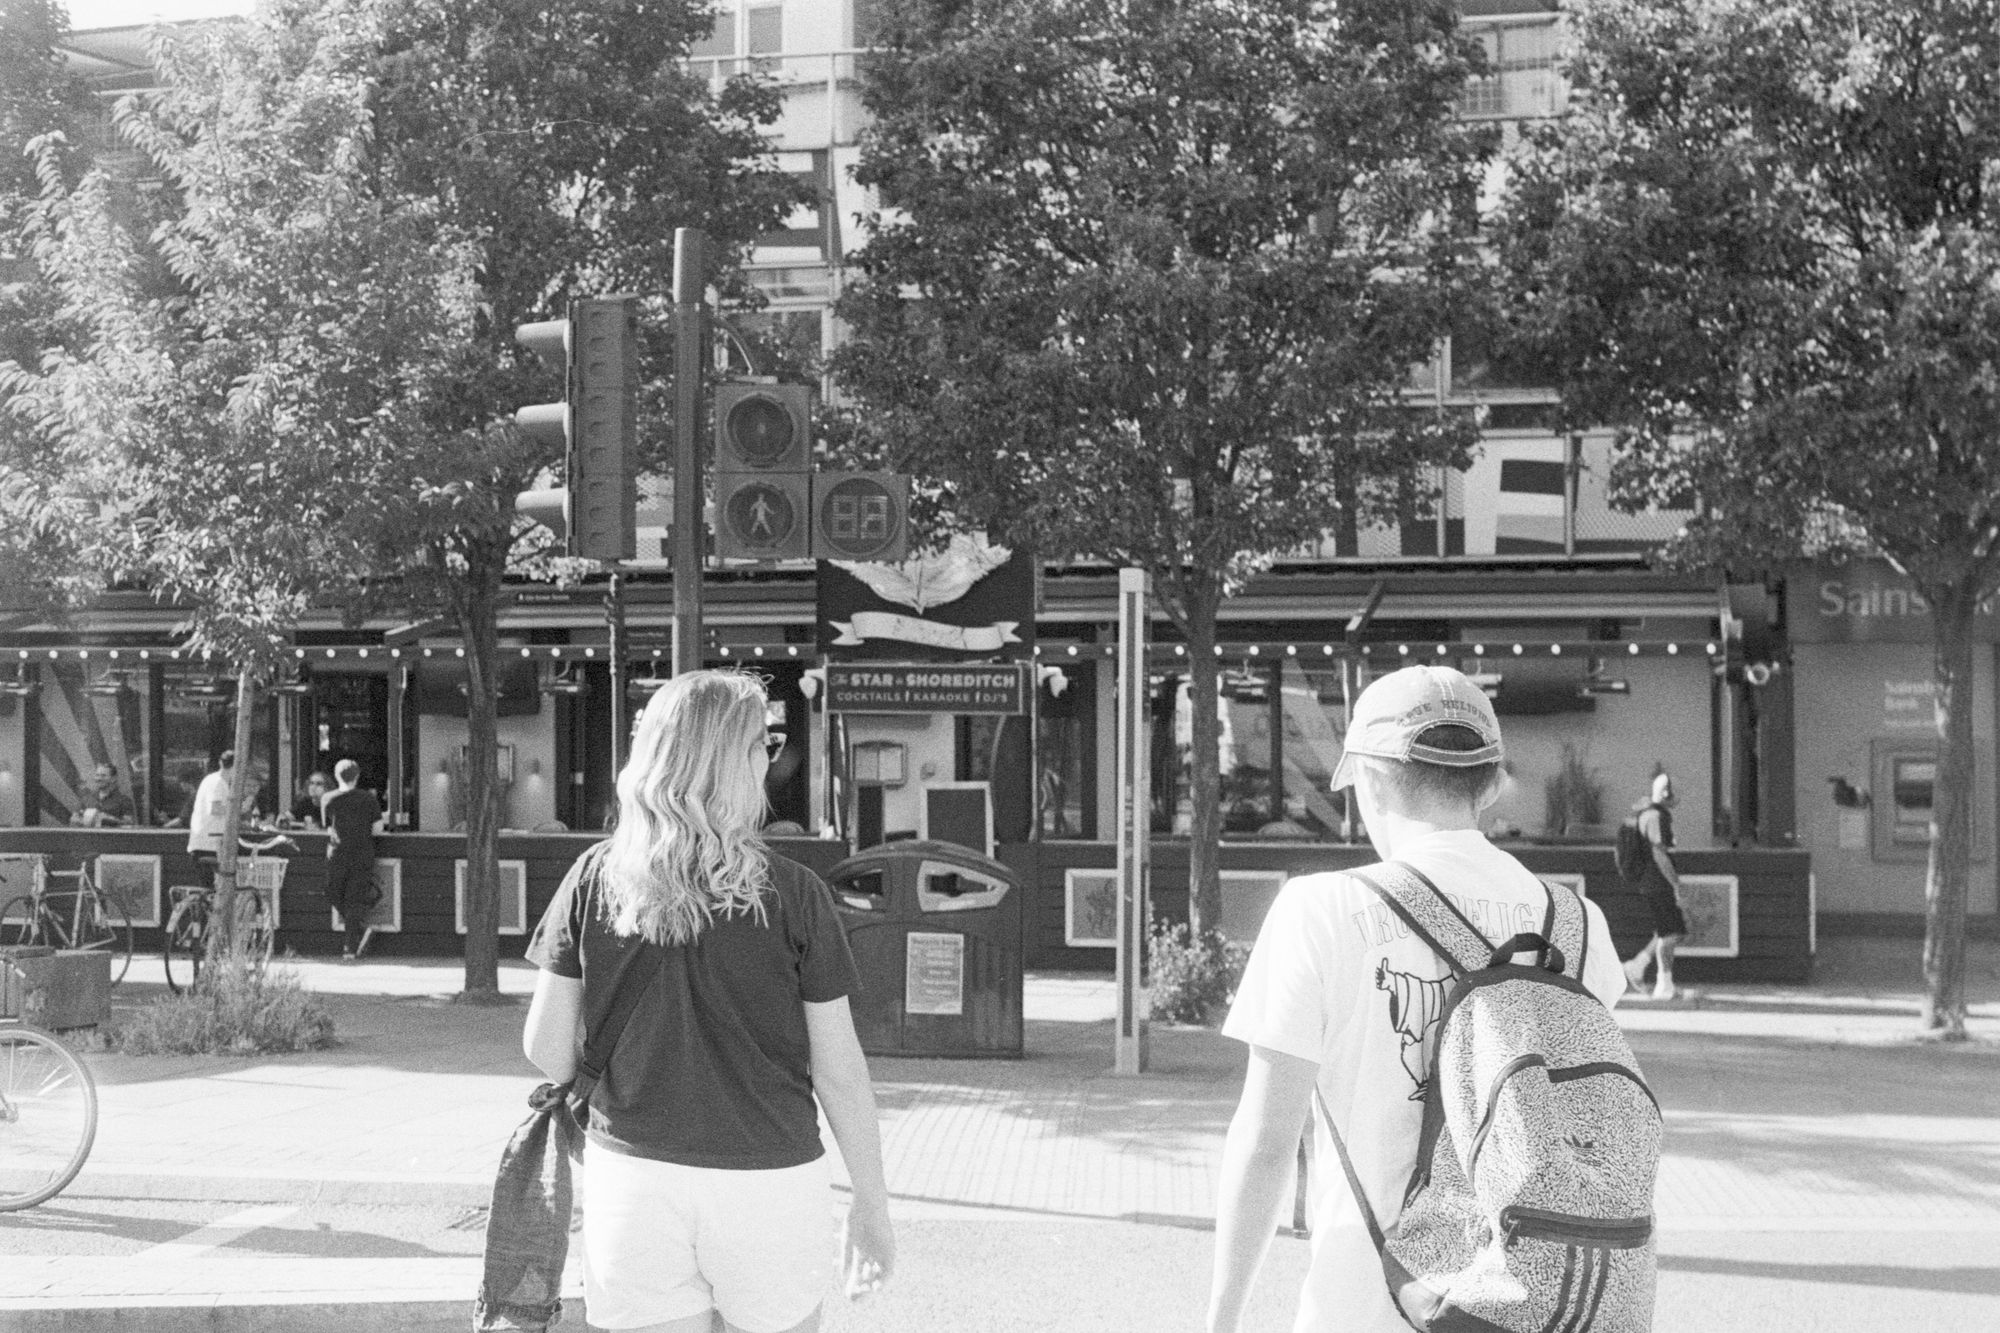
0, 859, 132, 986
161, 865, 281, 996
0, 1013, 99, 1212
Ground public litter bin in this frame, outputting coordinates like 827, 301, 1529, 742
2, 945, 110, 1030
827, 840, 1024, 1058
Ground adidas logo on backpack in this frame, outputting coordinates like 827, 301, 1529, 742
1317, 862, 1660, 1333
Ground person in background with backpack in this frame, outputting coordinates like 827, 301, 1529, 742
1618, 772, 1686, 1001
1209, 665, 1635, 1333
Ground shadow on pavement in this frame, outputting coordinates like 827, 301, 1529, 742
1660, 1254, 2000, 1295
0, 1206, 187, 1247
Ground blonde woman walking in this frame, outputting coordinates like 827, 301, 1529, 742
523, 670, 893, 1332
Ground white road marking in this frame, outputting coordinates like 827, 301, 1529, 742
132, 1203, 298, 1262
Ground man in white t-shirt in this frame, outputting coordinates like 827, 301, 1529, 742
186, 750, 236, 873
1208, 665, 1627, 1333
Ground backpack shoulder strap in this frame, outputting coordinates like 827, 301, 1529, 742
1347, 861, 1495, 980
569, 854, 660, 1105
1539, 879, 1589, 981
1313, 1088, 1389, 1254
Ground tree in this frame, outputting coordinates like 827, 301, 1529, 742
3, 1, 482, 970
342, 0, 800, 996
835, 0, 1490, 932
7, 0, 798, 999
0, 0, 101, 615
1493, 0, 2000, 1038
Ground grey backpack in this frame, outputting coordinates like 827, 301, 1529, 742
1318, 862, 1660, 1333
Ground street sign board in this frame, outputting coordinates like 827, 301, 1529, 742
825, 662, 1028, 714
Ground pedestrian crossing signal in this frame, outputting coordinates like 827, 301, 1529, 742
812, 472, 908, 563
715, 383, 811, 473
716, 473, 810, 560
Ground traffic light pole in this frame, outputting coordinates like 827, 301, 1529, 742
672, 228, 709, 677
607, 568, 628, 775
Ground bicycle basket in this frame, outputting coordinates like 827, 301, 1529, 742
240, 858, 289, 893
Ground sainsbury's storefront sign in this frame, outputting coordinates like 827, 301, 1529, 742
1789, 560, 2000, 643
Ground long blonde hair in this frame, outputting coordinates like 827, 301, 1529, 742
599, 669, 771, 944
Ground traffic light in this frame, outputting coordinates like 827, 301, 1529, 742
812, 471, 908, 563
714, 382, 812, 560
513, 297, 638, 561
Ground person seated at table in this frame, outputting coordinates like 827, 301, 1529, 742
71, 763, 134, 828
287, 771, 333, 829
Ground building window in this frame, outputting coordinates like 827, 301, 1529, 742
747, 3, 784, 68
1460, 20, 1560, 120
690, 2, 784, 77
690, 4, 737, 73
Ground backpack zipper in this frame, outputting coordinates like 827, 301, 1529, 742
1499, 1205, 1652, 1249
1467, 1057, 1660, 1183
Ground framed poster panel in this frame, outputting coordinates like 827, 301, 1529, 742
1063, 867, 1117, 948
328, 859, 403, 933
95, 853, 162, 928
920, 782, 993, 857
1218, 869, 1289, 941
1675, 873, 1740, 958
456, 859, 528, 936
0, 854, 43, 905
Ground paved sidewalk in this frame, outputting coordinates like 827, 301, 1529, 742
0, 938, 1994, 1329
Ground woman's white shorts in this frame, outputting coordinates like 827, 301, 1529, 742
580, 1146, 835, 1332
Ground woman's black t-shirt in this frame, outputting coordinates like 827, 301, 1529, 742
524, 842, 860, 1170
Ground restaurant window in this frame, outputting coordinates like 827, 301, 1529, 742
956, 710, 1032, 843
36, 661, 149, 828
1038, 661, 1095, 839
1278, 660, 1353, 840
158, 666, 277, 827
1146, 663, 1352, 840
300, 673, 390, 802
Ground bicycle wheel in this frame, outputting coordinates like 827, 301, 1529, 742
0, 896, 48, 949
162, 900, 205, 996
0, 1026, 98, 1211
233, 891, 274, 974
72, 887, 132, 987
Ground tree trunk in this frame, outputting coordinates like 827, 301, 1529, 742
1184, 579, 1224, 938
1923, 583, 1975, 1040
205, 666, 258, 980
457, 551, 504, 999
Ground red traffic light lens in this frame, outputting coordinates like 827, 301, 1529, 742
724, 394, 797, 466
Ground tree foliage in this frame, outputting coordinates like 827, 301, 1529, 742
338, 0, 799, 994
835, 0, 1491, 929
0, 0, 102, 614
7, 3, 476, 672
1494, 0, 2000, 1037
3, 0, 797, 994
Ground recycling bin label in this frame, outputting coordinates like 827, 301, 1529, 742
905, 931, 966, 1016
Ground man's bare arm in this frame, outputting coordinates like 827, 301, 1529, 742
1209, 1045, 1318, 1333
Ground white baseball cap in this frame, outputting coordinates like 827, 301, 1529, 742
1330, 665, 1504, 791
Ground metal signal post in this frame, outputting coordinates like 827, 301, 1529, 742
672, 228, 709, 678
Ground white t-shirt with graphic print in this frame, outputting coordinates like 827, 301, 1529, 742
1223, 829, 1627, 1333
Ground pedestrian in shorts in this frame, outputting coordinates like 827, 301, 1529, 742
522, 670, 894, 1332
